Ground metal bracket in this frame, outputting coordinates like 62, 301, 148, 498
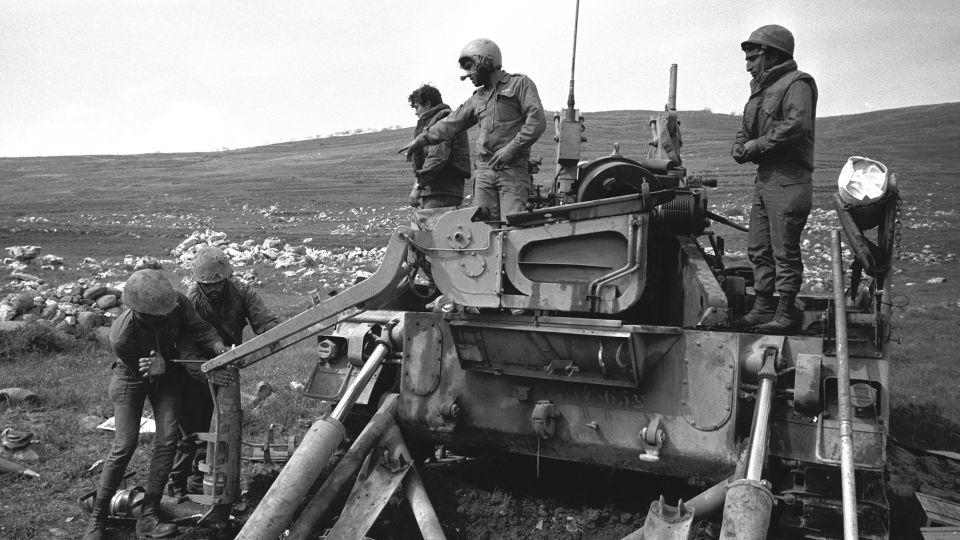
531, 400, 559, 439
638, 415, 665, 462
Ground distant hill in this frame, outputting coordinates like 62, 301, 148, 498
2, 102, 958, 212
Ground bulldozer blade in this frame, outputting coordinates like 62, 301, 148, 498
623, 495, 693, 540
326, 424, 412, 539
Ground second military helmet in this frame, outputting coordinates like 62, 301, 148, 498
192, 245, 233, 283
459, 38, 502, 71
741, 24, 795, 57
123, 269, 178, 315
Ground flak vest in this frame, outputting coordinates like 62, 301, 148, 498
742, 69, 818, 172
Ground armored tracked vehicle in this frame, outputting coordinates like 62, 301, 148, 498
191, 23, 900, 540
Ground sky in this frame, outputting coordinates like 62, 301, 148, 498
1, 0, 958, 157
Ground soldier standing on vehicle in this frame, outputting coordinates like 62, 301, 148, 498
731, 24, 818, 334
406, 84, 472, 209
166, 245, 280, 498
401, 38, 546, 221
84, 270, 228, 540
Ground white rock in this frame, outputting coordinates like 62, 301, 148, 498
40, 254, 64, 266
926, 277, 947, 284
5, 245, 41, 261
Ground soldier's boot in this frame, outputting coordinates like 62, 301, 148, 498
165, 480, 187, 501
82, 493, 111, 540
730, 293, 777, 329
135, 492, 178, 538
754, 294, 803, 334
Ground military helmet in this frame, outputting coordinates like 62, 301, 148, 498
123, 269, 177, 315
192, 245, 233, 283
459, 38, 502, 70
741, 24, 795, 57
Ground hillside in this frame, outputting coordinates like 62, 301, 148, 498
2, 102, 958, 211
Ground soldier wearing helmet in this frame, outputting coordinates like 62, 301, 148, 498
85, 269, 227, 540
166, 245, 280, 497
731, 24, 818, 334
401, 38, 546, 221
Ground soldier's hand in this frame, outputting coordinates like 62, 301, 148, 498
138, 350, 156, 376
408, 187, 422, 208
488, 145, 517, 170
743, 139, 761, 161
731, 143, 747, 164
398, 136, 427, 161
207, 369, 237, 387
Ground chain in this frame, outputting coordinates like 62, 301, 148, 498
536, 436, 541, 479
894, 192, 903, 260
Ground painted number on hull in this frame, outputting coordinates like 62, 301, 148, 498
559, 386, 645, 409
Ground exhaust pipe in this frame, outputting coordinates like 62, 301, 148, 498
236, 341, 391, 540
719, 349, 777, 539
286, 394, 399, 539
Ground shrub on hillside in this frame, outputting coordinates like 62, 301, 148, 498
0, 324, 75, 361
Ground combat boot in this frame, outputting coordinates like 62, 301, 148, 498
135, 492, 177, 538
731, 293, 777, 329
754, 294, 802, 334
82, 492, 110, 540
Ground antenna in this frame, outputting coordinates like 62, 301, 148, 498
567, 0, 580, 110
552, 0, 586, 204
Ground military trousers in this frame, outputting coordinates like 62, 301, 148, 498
420, 194, 463, 209
473, 159, 531, 221
95, 364, 182, 504
747, 164, 813, 296
168, 372, 213, 492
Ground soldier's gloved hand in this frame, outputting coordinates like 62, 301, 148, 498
408, 187, 421, 208
731, 143, 747, 164
399, 135, 427, 161
207, 369, 237, 387
743, 139, 761, 161
488, 145, 518, 170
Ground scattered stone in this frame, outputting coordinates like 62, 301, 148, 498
0, 303, 15, 321
77, 311, 100, 330
5, 245, 41, 261
134, 256, 162, 270
289, 381, 306, 393
39, 254, 63, 266
82, 286, 108, 300
95, 294, 118, 309
41, 300, 59, 319
255, 381, 274, 401
927, 277, 947, 284
12, 292, 35, 314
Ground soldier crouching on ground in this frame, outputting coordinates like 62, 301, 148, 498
730, 24, 818, 334
406, 84, 471, 209
401, 38, 546, 221
84, 269, 228, 540
166, 245, 279, 498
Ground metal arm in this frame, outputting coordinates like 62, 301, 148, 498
201, 228, 414, 373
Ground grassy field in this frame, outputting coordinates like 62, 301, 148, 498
2, 102, 960, 538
